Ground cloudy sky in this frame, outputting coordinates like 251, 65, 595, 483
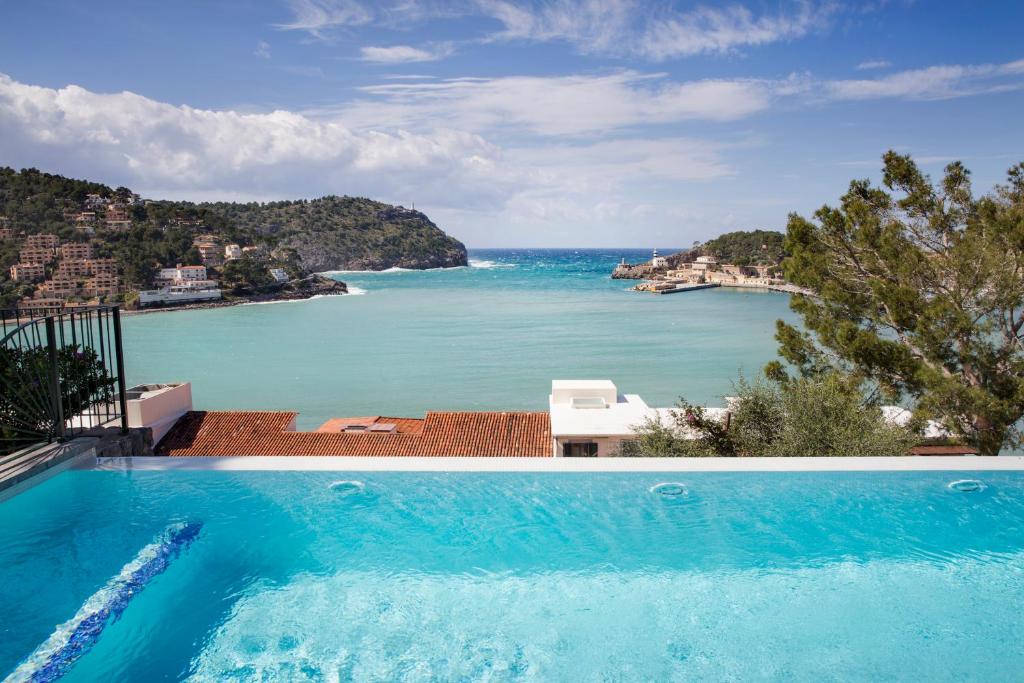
1, 1, 1022, 247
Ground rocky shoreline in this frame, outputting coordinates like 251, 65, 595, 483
122, 274, 349, 316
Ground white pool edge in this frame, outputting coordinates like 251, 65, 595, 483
91, 455, 1024, 472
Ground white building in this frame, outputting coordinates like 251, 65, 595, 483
692, 255, 718, 272
651, 248, 668, 269
176, 265, 207, 281
156, 267, 178, 284
156, 264, 208, 284
548, 379, 956, 457
548, 380, 722, 457
138, 285, 221, 307
269, 268, 289, 283
224, 244, 242, 260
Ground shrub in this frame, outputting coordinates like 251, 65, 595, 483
621, 373, 917, 457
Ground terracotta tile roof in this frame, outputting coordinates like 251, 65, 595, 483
315, 416, 424, 435
156, 410, 552, 457
909, 444, 979, 456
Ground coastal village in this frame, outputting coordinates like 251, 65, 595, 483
0, 168, 469, 313
2, 193, 321, 313
613, 242, 809, 295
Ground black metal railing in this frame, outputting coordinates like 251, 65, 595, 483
1, 305, 128, 458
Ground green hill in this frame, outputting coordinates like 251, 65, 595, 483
0, 168, 467, 306
693, 230, 785, 265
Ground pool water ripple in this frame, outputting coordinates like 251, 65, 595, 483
0, 470, 1022, 681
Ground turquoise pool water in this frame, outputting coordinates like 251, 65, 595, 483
121, 249, 798, 428
2, 470, 1022, 681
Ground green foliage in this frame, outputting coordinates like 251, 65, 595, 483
195, 196, 465, 270
0, 168, 466, 298
775, 152, 1024, 455
621, 374, 917, 457
220, 256, 273, 294
696, 230, 785, 265
0, 167, 108, 236
0, 344, 116, 452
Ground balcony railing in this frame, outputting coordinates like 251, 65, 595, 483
1, 305, 128, 458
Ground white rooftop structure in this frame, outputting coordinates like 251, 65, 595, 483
549, 380, 712, 456
548, 379, 955, 458
550, 380, 651, 437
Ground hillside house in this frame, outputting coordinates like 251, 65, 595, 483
26, 234, 60, 250
86, 258, 117, 275
84, 273, 120, 296
19, 247, 56, 265
38, 277, 79, 297
10, 263, 46, 282
57, 260, 91, 278
61, 243, 93, 260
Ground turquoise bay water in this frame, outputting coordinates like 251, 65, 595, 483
1, 470, 1022, 680
122, 249, 798, 427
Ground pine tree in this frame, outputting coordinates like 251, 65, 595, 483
771, 152, 1024, 455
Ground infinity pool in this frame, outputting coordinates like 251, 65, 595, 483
1, 470, 1022, 681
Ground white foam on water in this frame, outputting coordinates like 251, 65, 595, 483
947, 479, 985, 493
241, 294, 353, 307
469, 259, 515, 269
318, 265, 467, 275
328, 480, 365, 494
650, 482, 688, 496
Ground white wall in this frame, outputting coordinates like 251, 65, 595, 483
126, 383, 193, 445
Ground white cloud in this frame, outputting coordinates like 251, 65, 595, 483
826, 59, 1024, 100
0, 73, 495, 199
255, 41, 272, 58
5, 53, 1020, 247
0, 72, 748, 247
276, 0, 837, 60
345, 71, 776, 136
633, 2, 831, 60
855, 59, 890, 70
360, 44, 454, 63
0, 73, 735, 223
278, 0, 467, 38
478, 0, 834, 60
277, 0, 373, 37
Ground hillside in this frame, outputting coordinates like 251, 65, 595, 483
691, 230, 785, 265
198, 197, 466, 272
0, 168, 467, 306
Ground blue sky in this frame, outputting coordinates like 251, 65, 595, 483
0, 1, 1022, 247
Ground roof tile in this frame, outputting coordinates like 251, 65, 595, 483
157, 410, 552, 457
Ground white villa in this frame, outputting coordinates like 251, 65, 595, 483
548, 380, 727, 457
548, 379, 961, 457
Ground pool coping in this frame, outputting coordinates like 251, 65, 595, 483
91, 455, 1024, 472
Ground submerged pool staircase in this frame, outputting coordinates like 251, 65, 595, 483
4, 522, 202, 683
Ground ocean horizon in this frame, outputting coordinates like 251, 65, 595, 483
122, 248, 798, 429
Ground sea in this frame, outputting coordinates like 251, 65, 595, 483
121, 249, 799, 429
